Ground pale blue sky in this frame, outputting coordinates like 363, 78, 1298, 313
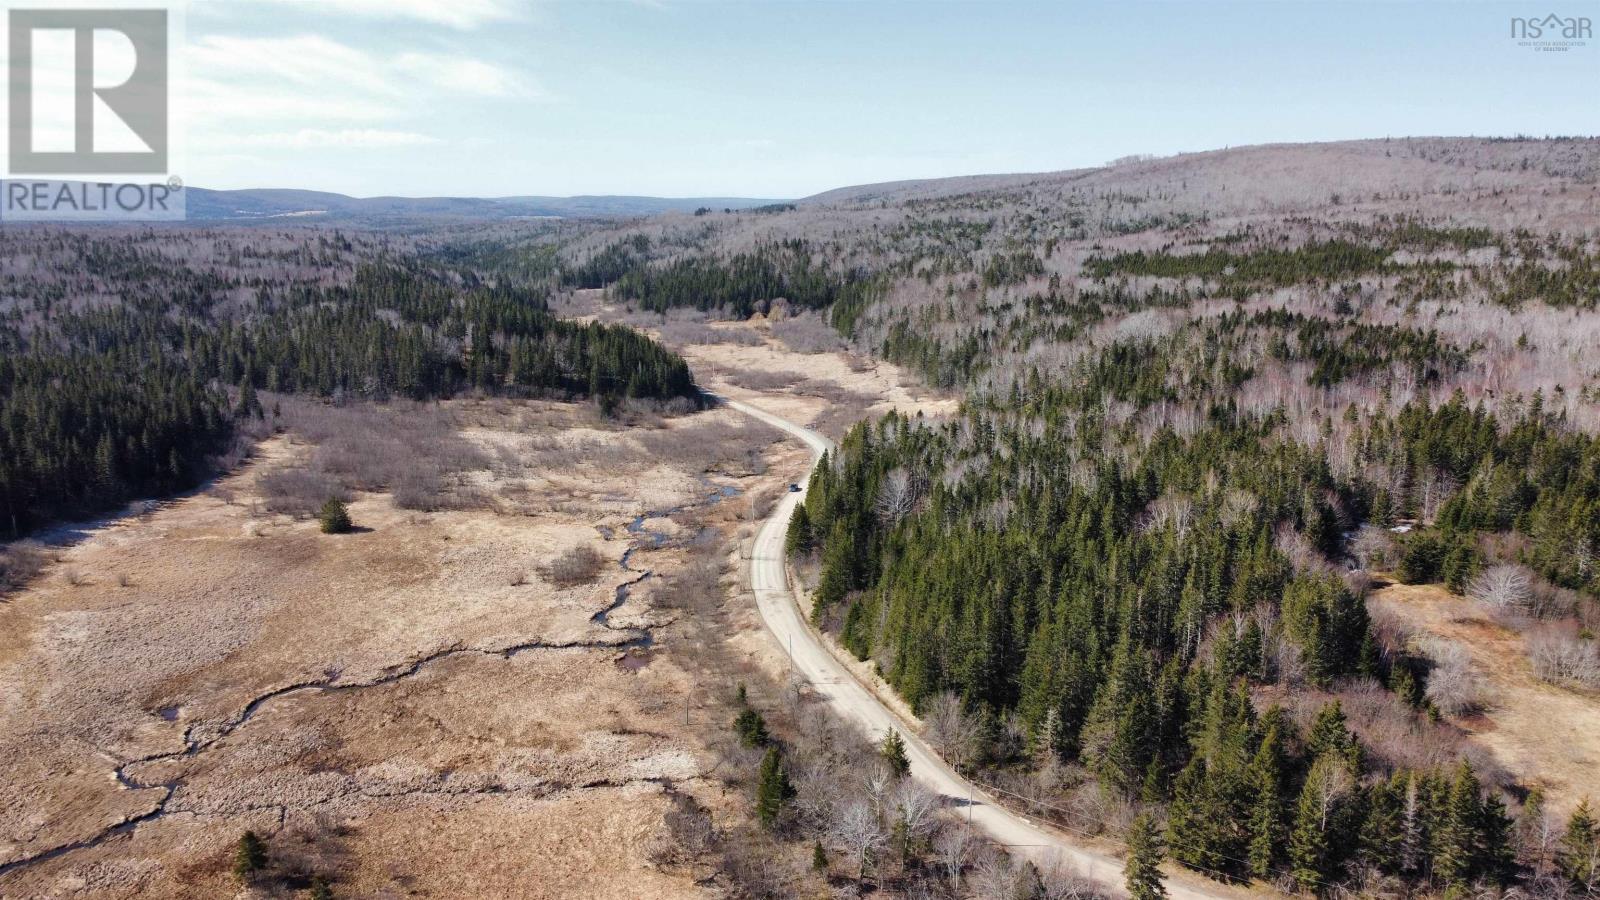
184, 0, 1600, 198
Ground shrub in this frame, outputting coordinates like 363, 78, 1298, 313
259, 468, 347, 519
539, 544, 605, 587
318, 498, 353, 534
647, 793, 717, 868
770, 312, 847, 354
1528, 627, 1600, 688
1, 540, 48, 595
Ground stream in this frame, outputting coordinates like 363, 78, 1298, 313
0, 474, 743, 879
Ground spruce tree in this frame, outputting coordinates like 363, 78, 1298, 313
1434, 761, 1481, 889
785, 504, 813, 555
881, 729, 910, 779
1357, 774, 1404, 876
1305, 701, 1362, 772
1520, 788, 1549, 873
318, 497, 353, 534
1290, 755, 1353, 892
1125, 813, 1168, 900
235, 379, 262, 420
755, 747, 793, 828
233, 830, 266, 882
813, 519, 857, 614
1478, 793, 1516, 885
1167, 759, 1225, 875
1561, 799, 1599, 891
1245, 716, 1288, 879
734, 707, 768, 747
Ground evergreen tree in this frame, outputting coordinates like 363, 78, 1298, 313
812, 840, 828, 872
318, 497, 353, 534
1126, 813, 1169, 900
785, 503, 814, 555
1305, 701, 1362, 772
1520, 788, 1549, 873
1357, 773, 1405, 876
734, 707, 769, 748
1478, 792, 1517, 885
881, 729, 911, 779
1433, 761, 1482, 890
235, 379, 262, 420
1561, 799, 1599, 891
1245, 713, 1289, 879
755, 747, 794, 828
1290, 755, 1355, 892
233, 830, 266, 882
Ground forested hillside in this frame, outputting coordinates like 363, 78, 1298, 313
570, 137, 1600, 898
0, 228, 697, 537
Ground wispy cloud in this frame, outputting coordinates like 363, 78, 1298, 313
206, 129, 442, 149
243, 0, 525, 30
186, 33, 543, 135
394, 53, 538, 99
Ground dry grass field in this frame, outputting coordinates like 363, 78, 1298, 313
1371, 582, 1600, 815
0, 319, 945, 899
0, 397, 793, 898
559, 290, 958, 439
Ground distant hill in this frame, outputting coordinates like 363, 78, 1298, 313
797, 137, 1600, 210
183, 188, 784, 222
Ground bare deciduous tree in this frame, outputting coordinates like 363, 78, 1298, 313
932, 825, 975, 891
1035, 850, 1108, 900
1421, 638, 1481, 717
1419, 468, 1460, 525
874, 468, 924, 525
1139, 492, 1195, 538
1526, 627, 1600, 688
967, 848, 1034, 900
1468, 563, 1535, 614
1305, 756, 1355, 832
1351, 524, 1395, 571
828, 799, 888, 884
924, 692, 983, 770
890, 779, 942, 858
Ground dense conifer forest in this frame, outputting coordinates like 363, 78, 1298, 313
0, 229, 697, 537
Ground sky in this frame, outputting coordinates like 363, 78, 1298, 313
170, 0, 1600, 198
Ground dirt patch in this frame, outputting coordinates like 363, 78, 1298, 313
636, 316, 958, 437
1371, 582, 1600, 814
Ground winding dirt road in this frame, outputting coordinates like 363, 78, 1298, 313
723, 394, 1240, 900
